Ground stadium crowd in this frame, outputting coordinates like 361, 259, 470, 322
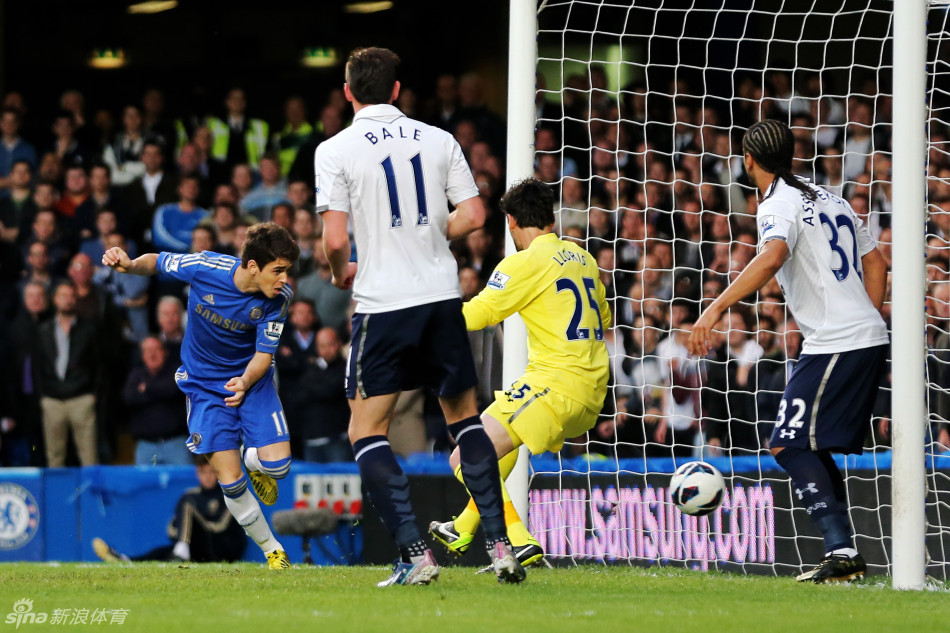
0, 67, 947, 468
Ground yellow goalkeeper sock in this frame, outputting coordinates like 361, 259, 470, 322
453, 451, 534, 546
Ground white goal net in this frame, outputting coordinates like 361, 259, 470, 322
526, 0, 950, 579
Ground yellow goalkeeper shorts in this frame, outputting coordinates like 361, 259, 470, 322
484, 379, 598, 455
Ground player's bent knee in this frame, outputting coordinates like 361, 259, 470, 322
259, 456, 292, 479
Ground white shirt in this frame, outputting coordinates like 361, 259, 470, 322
757, 177, 889, 354
142, 171, 163, 205
314, 104, 478, 313
655, 334, 699, 431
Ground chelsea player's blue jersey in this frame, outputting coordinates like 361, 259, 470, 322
156, 251, 293, 381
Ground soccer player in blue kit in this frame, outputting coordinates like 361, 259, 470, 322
689, 120, 889, 583
102, 222, 299, 569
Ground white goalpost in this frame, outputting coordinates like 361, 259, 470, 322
505, 0, 947, 588
890, 0, 927, 591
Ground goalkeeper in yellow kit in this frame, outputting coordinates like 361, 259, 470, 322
429, 178, 611, 568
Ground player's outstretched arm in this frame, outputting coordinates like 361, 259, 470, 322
101, 247, 159, 276
688, 239, 789, 356
446, 196, 486, 241
861, 246, 887, 310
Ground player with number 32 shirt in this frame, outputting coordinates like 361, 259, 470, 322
688, 119, 889, 584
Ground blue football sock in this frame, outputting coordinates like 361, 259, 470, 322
352, 435, 421, 559
448, 416, 506, 542
775, 447, 853, 553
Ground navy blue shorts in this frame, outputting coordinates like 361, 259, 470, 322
769, 344, 888, 454
345, 298, 478, 399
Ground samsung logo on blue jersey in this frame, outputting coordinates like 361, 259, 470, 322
195, 304, 253, 332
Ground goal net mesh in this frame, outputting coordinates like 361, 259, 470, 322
527, 0, 950, 578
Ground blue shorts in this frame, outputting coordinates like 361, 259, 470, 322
176, 366, 290, 455
346, 298, 478, 399
769, 344, 888, 454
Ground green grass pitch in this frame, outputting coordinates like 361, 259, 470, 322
1, 563, 948, 633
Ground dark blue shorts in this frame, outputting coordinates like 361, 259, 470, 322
769, 344, 888, 454
345, 298, 478, 399
176, 366, 289, 455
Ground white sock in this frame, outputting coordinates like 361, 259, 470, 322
172, 541, 191, 561
243, 446, 263, 473
223, 488, 282, 554
829, 547, 859, 558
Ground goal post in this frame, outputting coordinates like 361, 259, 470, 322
890, 0, 927, 591
504, 0, 540, 523
503, 0, 945, 586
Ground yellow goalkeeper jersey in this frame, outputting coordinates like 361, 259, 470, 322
463, 232, 611, 411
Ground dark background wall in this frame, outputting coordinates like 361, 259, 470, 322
0, 0, 511, 124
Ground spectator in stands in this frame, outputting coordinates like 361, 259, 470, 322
655, 316, 702, 457
140, 88, 176, 162
23, 210, 71, 276
613, 313, 666, 456
300, 327, 351, 463
190, 224, 216, 254
124, 140, 178, 246
703, 310, 761, 455
47, 109, 90, 171
242, 154, 288, 221
81, 209, 137, 275
230, 163, 254, 208
286, 179, 312, 213
102, 233, 150, 341
205, 201, 240, 256
37, 281, 100, 466
102, 105, 146, 186
152, 175, 209, 252
750, 313, 785, 447
838, 99, 879, 182
93, 459, 246, 563
205, 88, 269, 173
54, 164, 93, 242
0, 159, 34, 244
77, 164, 129, 239
425, 74, 461, 131
291, 208, 319, 279
176, 142, 213, 208
276, 298, 319, 459
156, 295, 185, 365
18, 241, 58, 299
2, 281, 51, 466
123, 335, 190, 465
460, 228, 500, 283
67, 252, 112, 325
555, 177, 588, 233
273, 96, 314, 178
295, 247, 352, 332
60, 90, 97, 152
268, 202, 293, 233
928, 281, 950, 451
460, 266, 502, 412
816, 146, 845, 197
0, 108, 37, 196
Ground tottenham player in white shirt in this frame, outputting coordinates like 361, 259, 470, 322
688, 119, 888, 584
315, 47, 524, 586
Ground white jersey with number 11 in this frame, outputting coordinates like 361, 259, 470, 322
314, 103, 479, 314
